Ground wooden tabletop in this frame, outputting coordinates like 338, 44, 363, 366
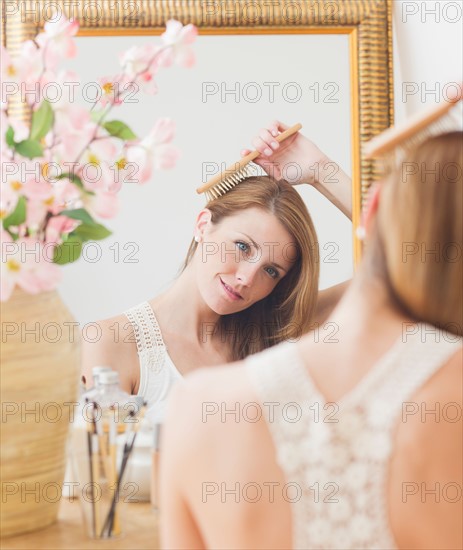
1, 498, 159, 549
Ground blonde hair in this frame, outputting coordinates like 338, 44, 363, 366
371, 131, 462, 335
183, 176, 320, 360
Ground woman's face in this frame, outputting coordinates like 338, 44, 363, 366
194, 207, 297, 315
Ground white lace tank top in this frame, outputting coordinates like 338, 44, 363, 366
245, 323, 462, 550
124, 301, 182, 419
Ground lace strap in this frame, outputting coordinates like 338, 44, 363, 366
366, 324, 462, 427
245, 341, 314, 436
124, 302, 167, 373
248, 329, 462, 435
246, 329, 462, 550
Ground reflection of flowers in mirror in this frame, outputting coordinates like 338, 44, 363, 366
1, 14, 197, 302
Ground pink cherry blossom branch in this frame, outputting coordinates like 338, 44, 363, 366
73, 45, 171, 166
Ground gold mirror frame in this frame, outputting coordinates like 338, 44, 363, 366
3, 0, 394, 261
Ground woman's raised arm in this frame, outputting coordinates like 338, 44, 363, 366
241, 120, 352, 219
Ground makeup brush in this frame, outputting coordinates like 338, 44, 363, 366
108, 406, 121, 536
101, 410, 139, 537
95, 405, 110, 482
84, 398, 96, 537
91, 402, 101, 537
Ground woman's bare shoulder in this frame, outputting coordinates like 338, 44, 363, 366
81, 311, 139, 392
165, 360, 261, 446
411, 345, 462, 458
394, 346, 462, 469
391, 346, 463, 549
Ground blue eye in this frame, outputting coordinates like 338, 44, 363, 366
265, 266, 279, 279
235, 241, 250, 253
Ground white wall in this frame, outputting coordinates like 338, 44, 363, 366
393, 0, 463, 118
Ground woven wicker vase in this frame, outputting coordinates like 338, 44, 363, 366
0, 289, 80, 537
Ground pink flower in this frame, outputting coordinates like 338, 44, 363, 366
85, 191, 119, 219
90, 133, 119, 163
22, 177, 81, 228
160, 20, 198, 68
11, 119, 29, 143
48, 178, 82, 214
45, 215, 79, 245
43, 70, 80, 109
125, 118, 179, 183
10, 44, 68, 106
55, 103, 90, 133
0, 179, 20, 220
23, 177, 44, 198
119, 44, 159, 94
17, 40, 45, 91
2, 111, 29, 149
1, 232, 62, 301
80, 161, 116, 194
80, 140, 120, 192
120, 43, 159, 77
24, 199, 48, 231
42, 13, 79, 42
97, 75, 128, 107
0, 158, 41, 219
1, 44, 22, 85
54, 109, 93, 161
36, 14, 79, 68
136, 70, 158, 95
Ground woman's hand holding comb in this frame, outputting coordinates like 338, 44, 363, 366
240, 120, 330, 186
241, 120, 352, 219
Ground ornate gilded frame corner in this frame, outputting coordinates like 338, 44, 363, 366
2, 0, 394, 261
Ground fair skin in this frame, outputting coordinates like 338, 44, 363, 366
242, 119, 353, 219
82, 123, 351, 391
82, 207, 296, 392
244, 120, 352, 313
161, 186, 462, 550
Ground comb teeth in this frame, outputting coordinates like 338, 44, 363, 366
204, 165, 253, 202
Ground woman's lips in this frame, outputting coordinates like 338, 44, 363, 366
220, 278, 243, 301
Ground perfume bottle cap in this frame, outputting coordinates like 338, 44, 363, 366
99, 371, 120, 385
92, 366, 112, 376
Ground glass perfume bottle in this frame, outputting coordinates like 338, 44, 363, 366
72, 370, 135, 539
81, 366, 113, 401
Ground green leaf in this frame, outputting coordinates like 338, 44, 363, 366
15, 139, 43, 159
103, 120, 137, 141
53, 235, 83, 265
6, 126, 15, 148
4, 228, 19, 241
30, 100, 54, 141
2, 196, 26, 229
60, 208, 96, 226
73, 223, 112, 241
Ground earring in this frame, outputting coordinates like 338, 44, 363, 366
194, 235, 201, 243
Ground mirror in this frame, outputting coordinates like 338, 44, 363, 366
3, 0, 394, 325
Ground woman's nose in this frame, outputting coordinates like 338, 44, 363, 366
236, 262, 259, 287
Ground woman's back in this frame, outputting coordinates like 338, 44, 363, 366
247, 328, 461, 549
161, 312, 462, 550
